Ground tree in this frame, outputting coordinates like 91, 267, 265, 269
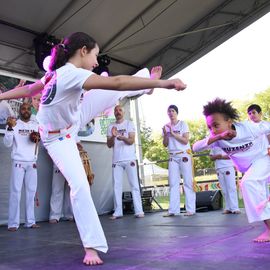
187, 119, 214, 171
235, 87, 270, 121
140, 123, 169, 169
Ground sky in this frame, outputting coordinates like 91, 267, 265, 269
139, 12, 270, 132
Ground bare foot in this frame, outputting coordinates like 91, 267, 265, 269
49, 219, 59, 224
30, 224, 40, 229
148, 66, 163, 95
222, 210, 232, 214
253, 230, 270, 242
8, 227, 17, 232
109, 215, 122, 220
163, 212, 175, 217
83, 248, 103, 265
135, 214, 144, 218
184, 212, 195, 216
232, 210, 241, 214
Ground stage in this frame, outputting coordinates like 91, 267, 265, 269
0, 210, 270, 269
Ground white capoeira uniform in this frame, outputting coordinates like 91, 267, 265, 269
193, 120, 270, 223
210, 147, 239, 212
37, 63, 151, 253
48, 68, 151, 224
49, 163, 73, 221
37, 63, 108, 252
257, 121, 270, 196
163, 121, 196, 215
107, 120, 144, 217
3, 119, 39, 229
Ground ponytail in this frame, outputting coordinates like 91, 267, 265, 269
49, 32, 97, 71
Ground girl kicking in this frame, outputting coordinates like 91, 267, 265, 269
0, 32, 186, 266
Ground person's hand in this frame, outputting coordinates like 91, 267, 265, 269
6, 117, 16, 128
117, 135, 125, 141
162, 79, 187, 91
15, 79, 26, 88
169, 125, 176, 137
162, 126, 167, 136
29, 131, 41, 143
219, 130, 236, 140
111, 126, 118, 137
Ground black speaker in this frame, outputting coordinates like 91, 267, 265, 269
141, 190, 153, 212
122, 192, 134, 213
196, 190, 223, 212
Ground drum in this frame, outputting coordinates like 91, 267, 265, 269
78, 145, 95, 185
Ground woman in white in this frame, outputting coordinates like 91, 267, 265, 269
193, 98, 270, 243
0, 32, 186, 266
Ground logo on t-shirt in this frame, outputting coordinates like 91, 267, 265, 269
222, 142, 253, 155
18, 129, 35, 136
117, 128, 126, 136
41, 71, 57, 105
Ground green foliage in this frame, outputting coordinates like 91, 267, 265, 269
140, 123, 168, 169
236, 87, 270, 121
144, 135, 169, 169
187, 119, 214, 171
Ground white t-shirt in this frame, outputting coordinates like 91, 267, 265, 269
163, 120, 191, 152
37, 63, 93, 131
3, 119, 39, 161
193, 121, 270, 173
210, 146, 234, 170
257, 120, 270, 146
107, 120, 136, 163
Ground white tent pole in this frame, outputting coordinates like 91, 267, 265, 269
130, 98, 145, 186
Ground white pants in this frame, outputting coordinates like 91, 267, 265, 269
216, 166, 239, 212
168, 154, 196, 214
49, 164, 73, 221
44, 135, 108, 252
112, 160, 144, 217
8, 160, 37, 229
240, 156, 270, 223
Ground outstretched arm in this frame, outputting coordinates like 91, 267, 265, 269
0, 81, 44, 100
83, 72, 186, 92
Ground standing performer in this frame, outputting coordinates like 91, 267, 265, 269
162, 105, 196, 217
3, 103, 40, 231
209, 146, 240, 214
247, 104, 270, 196
49, 163, 73, 223
107, 105, 144, 219
193, 98, 270, 243
0, 32, 186, 265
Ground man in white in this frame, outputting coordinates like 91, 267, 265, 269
107, 105, 144, 219
162, 105, 196, 216
3, 103, 40, 231
247, 104, 270, 196
210, 147, 240, 214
